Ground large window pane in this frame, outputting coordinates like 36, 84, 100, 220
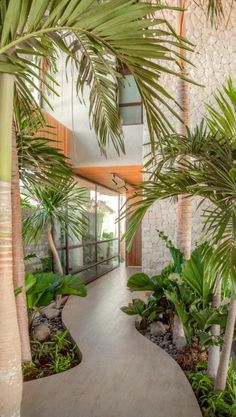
97, 240, 119, 263
96, 185, 119, 240
69, 245, 96, 275
69, 177, 96, 245
120, 104, 142, 126
119, 75, 141, 104
97, 257, 119, 276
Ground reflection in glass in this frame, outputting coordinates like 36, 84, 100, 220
96, 185, 119, 241
55, 177, 120, 283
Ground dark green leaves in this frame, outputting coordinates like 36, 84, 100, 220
25, 271, 87, 311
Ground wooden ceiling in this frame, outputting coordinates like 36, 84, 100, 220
73, 165, 143, 192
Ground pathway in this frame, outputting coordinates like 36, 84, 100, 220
22, 266, 202, 417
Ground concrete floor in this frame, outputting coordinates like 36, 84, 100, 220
22, 266, 202, 417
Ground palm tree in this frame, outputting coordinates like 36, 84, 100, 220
125, 122, 236, 391
23, 179, 87, 277
13, 106, 74, 362
0, 2, 193, 414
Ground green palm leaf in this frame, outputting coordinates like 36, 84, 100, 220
0, 0, 194, 154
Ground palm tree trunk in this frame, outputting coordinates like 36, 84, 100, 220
207, 277, 221, 381
177, 0, 192, 261
214, 285, 236, 391
12, 121, 31, 362
47, 224, 63, 308
0, 74, 22, 417
173, 0, 192, 349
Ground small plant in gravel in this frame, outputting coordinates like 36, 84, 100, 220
187, 362, 236, 417
23, 330, 79, 381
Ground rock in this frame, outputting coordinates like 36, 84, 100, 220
149, 321, 166, 337
33, 323, 50, 341
41, 306, 60, 319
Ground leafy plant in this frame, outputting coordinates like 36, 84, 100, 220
25, 271, 87, 323
23, 331, 79, 381
187, 361, 236, 417
122, 233, 226, 347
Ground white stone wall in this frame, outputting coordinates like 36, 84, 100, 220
142, 1, 236, 275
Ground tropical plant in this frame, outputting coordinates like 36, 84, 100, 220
25, 271, 87, 324
23, 179, 87, 277
23, 330, 79, 381
0, 2, 193, 412
14, 107, 73, 362
187, 361, 236, 417
122, 232, 225, 348
123, 78, 236, 390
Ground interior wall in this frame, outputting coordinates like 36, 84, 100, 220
44, 57, 143, 168
142, 2, 236, 275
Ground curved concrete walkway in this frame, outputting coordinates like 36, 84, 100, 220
22, 266, 202, 417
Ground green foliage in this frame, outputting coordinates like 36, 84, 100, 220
25, 271, 87, 317
121, 296, 162, 324
24, 252, 53, 272
22, 179, 88, 244
182, 244, 215, 307
122, 234, 227, 347
187, 361, 236, 417
206, 77, 236, 137
22, 330, 78, 380
17, 106, 73, 188
0, 0, 194, 156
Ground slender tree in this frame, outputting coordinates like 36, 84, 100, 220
0, 73, 22, 417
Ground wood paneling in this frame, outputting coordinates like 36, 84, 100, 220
40, 111, 71, 159
126, 190, 142, 267
74, 165, 142, 192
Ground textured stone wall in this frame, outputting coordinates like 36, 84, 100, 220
142, 2, 236, 275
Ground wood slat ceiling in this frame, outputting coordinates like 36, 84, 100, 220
73, 165, 143, 192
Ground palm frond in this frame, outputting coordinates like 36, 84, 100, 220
15, 102, 72, 186
0, 0, 194, 154
206, 77, 236, 137
23, 179, 88, 244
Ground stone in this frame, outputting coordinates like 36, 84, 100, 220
33, 323, 50, 341
149, 321, 166, 337
41, 307, 60, 320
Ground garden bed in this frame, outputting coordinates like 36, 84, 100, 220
137, 319, 236, 417
23, 301, 81, 381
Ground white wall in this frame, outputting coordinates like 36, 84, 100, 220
45, 56, 143, 167
142, 2, 236, 275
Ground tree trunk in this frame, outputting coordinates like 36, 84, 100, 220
207, 277, 221, 381
0, 74, 22, 417
176, 0, 192, 261
12, 121, 31, 362
214, 285, 236, 391
47, 224, 63, 308
173, 0, 192, 349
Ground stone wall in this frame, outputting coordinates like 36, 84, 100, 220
142, 2, 236, 275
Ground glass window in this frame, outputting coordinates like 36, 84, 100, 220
69, 177, 96, 245
119, 74, 142, 126
96, 185, 119, 241
97, 240, 119, 263
68, 245, 96, 275
54, 177, 120, 282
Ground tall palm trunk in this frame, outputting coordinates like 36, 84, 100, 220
47, 224, 63, 308
12, 122, 31, 362
0, 74, 22, 417
214, 285, 236, 391
177, 0, 192, 261
207, 277, 221, 381
173, 0, 192, 349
